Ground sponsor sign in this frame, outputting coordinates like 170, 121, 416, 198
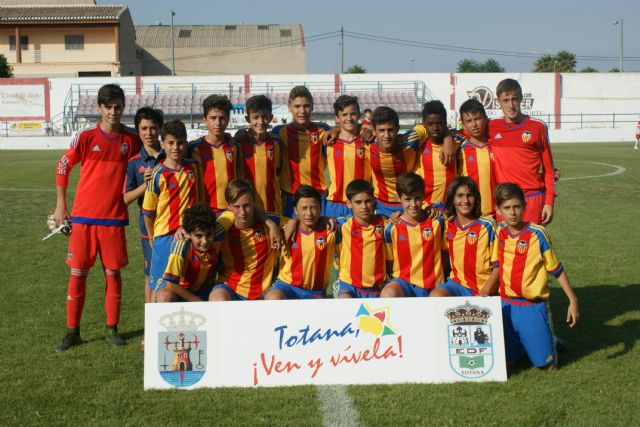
144, 297, 506, 389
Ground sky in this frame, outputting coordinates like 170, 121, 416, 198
109, 0, 640, 74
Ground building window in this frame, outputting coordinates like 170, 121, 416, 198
178, 29, 191, 38
8, 35, 28, 51
65, 35, 84, 50
224, 25, 237, 30
258, 25, 269, 30
280, 29, 292, 37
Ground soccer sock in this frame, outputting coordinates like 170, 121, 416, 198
66, 269, 88, 329
104, 269, 122, 327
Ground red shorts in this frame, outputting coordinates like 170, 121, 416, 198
66, 224, 128, 270
496, 191, 546, 225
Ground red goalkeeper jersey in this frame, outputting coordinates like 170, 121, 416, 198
56, 124, 141, 226
488, 117, 556, 206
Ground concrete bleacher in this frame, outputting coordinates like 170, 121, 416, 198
73, 90, 424, 118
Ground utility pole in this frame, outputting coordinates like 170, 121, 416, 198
614, 18, 623, 72
171, 10, 176, 76
340, 26, 344, 74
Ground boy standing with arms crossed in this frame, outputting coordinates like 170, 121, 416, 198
54, 84, 140, 350
495, 183, 578, 370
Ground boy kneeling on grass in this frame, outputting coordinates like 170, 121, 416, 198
495, 183, 579, 370
154, 203, 221, 302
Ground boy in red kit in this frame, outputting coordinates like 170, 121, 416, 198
489, 79, 556, 225
53, 84, 141, 350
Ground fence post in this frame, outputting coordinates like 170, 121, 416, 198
580, 114, 583, 129
612, 113, 616, 128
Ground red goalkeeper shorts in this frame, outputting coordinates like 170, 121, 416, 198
66, 224, 128, 270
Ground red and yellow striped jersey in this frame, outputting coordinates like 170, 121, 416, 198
445, 216, 499, 294
162, 238, 220, 292
458, 140, 497, 216
384, 216, 446, 290
278, 225, 338, 290
337, 215, 390, 288
326, 137, 371, 203
497, 222, 563, 301
237, 136, 282, 214
217, 221, 276, 300
187, 135, 239, 212
272, 123, 329, 193
368, 131, 419, 204
415, 138, 458, 207
141, 160, 201, 237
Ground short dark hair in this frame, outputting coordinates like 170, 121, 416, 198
288, 85, 313, 105
183, 203, 217, 234
134, 107, 164, 130
363, 108, 372, 115
346, 179, 374, 200
333, 95, 360, 116
496, 78, 522, 100
245, 94, 272, 115
444, 176, 482, 219
372, 106, 399, 129
97, 84, 125, 106
202, 94, 233, 118
396, 173, 425, 197
422, 100, 447, 121
495, 182, 526, 207
294, 184, 322, 207
161, 119, 187, 141
225, 178, 254, 204
459, 99, 487, 119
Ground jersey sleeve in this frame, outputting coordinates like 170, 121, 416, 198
162, 240, 190, 285
539, 123, 557, 206
484, 217, 500, 268
55, 131, 83, 187
536, 227, 563, 277
141, 166, 161, 216
383, 222, 395, 261
399, 129, 420, 150
124, 159, 139, 193
216, 210, 235, 232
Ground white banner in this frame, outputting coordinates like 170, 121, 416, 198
144, 297, 506, 389
0, 84, 46, 119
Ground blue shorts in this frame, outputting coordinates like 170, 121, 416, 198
268, 280, 326, 299
334, 280, 381, 298
283, 192, 326, 219
436, 278, 477, 297
375, 200, 403, 218
211, 283, 250, 301
502, 297, 556, 367
148, 235, 174, 291
141, 236, 152, 276
387, 277, 430, 297
164, 282, 213, 302
324, 199, 352, 218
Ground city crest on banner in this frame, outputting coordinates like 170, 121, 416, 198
445, 301, 494, 379
157, 307, 207, 388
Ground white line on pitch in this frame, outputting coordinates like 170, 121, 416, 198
316, 385, 361, 427
0, 187, 75, 192
557, 160, 626, 181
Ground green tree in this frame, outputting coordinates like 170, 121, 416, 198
533, 50, 576, 72
345, 64, 366, 74
580, 67, 598, 72
609, 67, 620, 72
457, 58, 504, 72
0, 54, 13, 78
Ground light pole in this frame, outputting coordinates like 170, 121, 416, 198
410, 59, 415, 72
613, 18, 623, 72
170, 10, 176, 76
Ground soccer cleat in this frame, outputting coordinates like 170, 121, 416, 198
55, 330, 82, 351
105, 325, 127, 347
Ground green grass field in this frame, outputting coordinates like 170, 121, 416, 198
1, 143, 639, 426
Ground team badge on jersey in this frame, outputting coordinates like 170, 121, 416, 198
467, 231, 478, 245
516, 240, 529, 254
254, 229, 266, 242
422, 227, 433, 241
310, 133, 320, 144
266, 148, 274, 160
158, 307, 207, 388
120, 142, 130, 156
225, 150, 234, 162
445, 301, 495, 379
315, 236, 326, 250
521, 131, 532, 143
356, 147, 365, 159
374, 225, 384, 237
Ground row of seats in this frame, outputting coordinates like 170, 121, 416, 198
75, 91, 423, 116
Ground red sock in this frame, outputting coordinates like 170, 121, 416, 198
104, 269, 122, 326
66, 269, 88, 329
